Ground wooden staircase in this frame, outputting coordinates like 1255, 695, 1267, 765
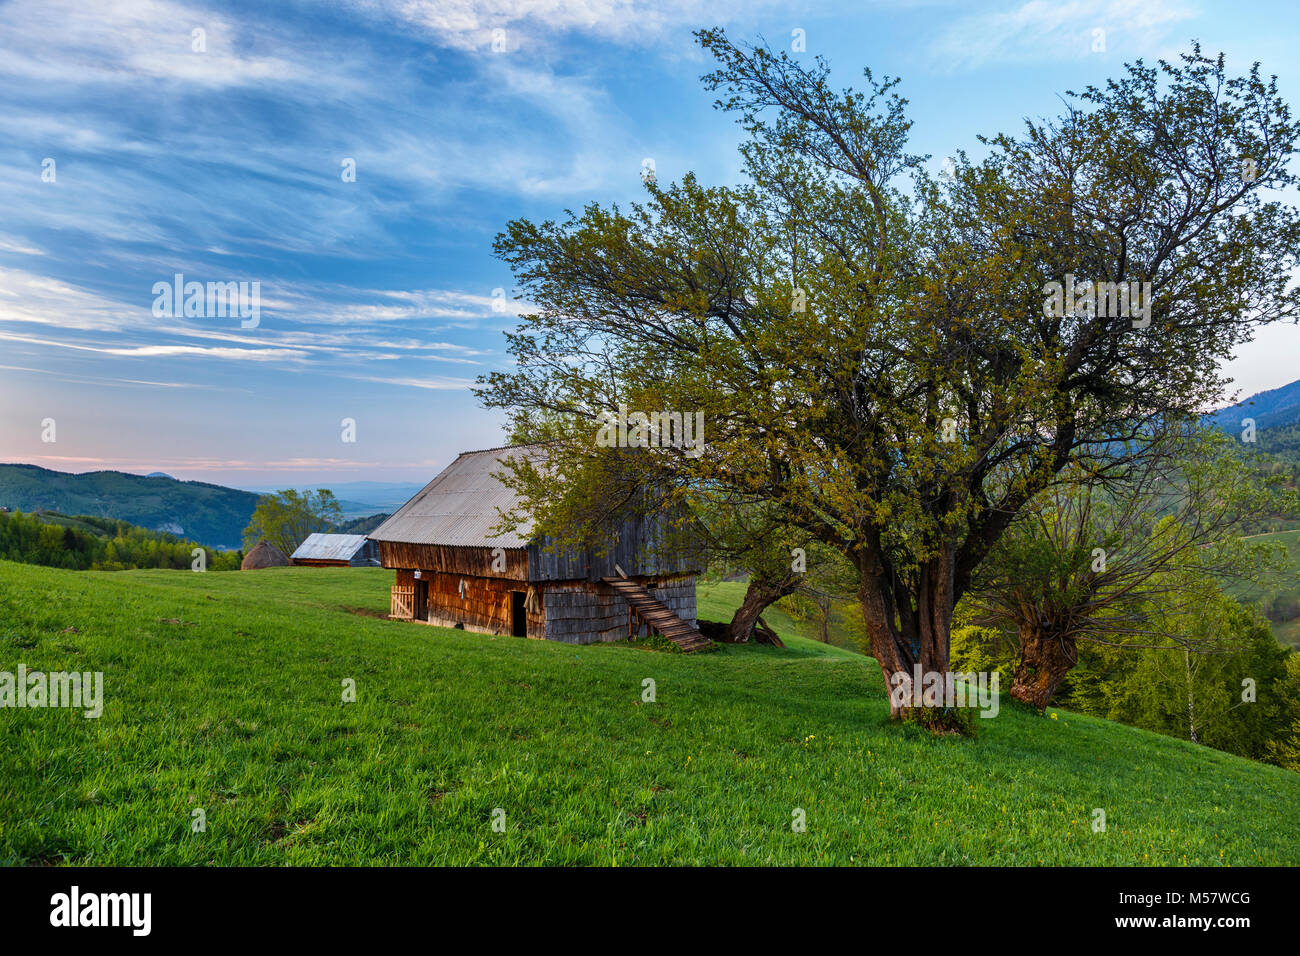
602, 576, 713, 653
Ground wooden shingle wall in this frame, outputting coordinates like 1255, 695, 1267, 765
543, 574, 697, 644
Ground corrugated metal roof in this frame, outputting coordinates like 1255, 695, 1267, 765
367, 445, 544, 548
290, 533, 373, 561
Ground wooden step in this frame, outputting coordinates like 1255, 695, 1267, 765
601, 577, 713, 653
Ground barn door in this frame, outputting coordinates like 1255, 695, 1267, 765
415, 579, 428, 621
510, 591, 527, 637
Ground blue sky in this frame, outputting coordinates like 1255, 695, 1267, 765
1, 0, 1298, 486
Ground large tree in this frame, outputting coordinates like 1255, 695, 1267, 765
966, 427, 1296, 710
241, 489, 343, 556
477, 32, 1300, 720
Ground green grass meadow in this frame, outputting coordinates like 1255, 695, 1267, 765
1, 561, 1297, 865
1245, 529, 1300, 647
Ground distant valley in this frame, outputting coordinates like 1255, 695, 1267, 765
235, 480, 425, 517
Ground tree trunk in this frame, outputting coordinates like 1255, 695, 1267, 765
752, 615, 786, 647
725, 573, 798, 642
857, 547, 956, 720
1009, 623, 1077, 711
1184, 647, 1198, 744
817, 593, 831, 643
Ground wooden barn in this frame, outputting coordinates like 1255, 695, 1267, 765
290, 533, 380, 567
368, 445, 710, 651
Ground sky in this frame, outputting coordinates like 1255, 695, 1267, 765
1, 0, 1298, 486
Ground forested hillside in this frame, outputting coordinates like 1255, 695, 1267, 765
0, 509, 242, 571
0, 465, 259, 548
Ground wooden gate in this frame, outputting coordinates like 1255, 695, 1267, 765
390, 585, 415, 619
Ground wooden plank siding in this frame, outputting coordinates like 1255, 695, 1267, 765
387, 562, 695, 645
528, 513, 701, 582
420, 571, 543, 638
543, 574, 697, 644
377, 541, 528, 580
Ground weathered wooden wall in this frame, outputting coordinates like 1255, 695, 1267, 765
378, 541, 528, 580
376, 497, 698, 585
420, 571, 543, 638
543, 574, 697, 644
649, 575, 696, 625
528, 512, 702, 583
387, 567, 697, 645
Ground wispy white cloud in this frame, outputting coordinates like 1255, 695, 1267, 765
0, 266, 508, 379
0, 0, 677, 291
0, 235, 44, 256
0, 330, 311, 362
362, 0, 792, 52
0, 0, 315, 88
350, 373, 479, 391
13, 453, 443, 473
0, 363, 237, 390
0, 267, 145, 331
928, 0, 1198, 71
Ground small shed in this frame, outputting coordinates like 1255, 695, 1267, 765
290, 533, 380, 567
368, 444, 709, 650
241, 540, 290, 570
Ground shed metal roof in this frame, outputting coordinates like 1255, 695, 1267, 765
290, 533, 373, 562
367, 445, 543, 549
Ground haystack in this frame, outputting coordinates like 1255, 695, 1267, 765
241, 540, 290, 570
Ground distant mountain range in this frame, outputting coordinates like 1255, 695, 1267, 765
333, 512, 391, 535
0, 465, 260, 550
1205, 378, 1300, 432
0, 466, 418, 550
236, 481, 427, 516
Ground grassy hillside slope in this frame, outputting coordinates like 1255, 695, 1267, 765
697, 578, 864, 656
1237, 529, 1300, 647
1, 562, 1296, 865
